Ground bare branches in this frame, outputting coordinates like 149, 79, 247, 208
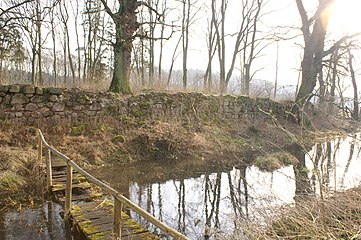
99, 0, 115, 20
0, 0, 34, 18
323, 33, 361, 57
294, 0, 311, 41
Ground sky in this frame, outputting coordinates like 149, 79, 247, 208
155, 0, 361, 88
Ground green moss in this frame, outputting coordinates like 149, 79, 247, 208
254, 152, 299, 171
71, 124, 87, 136
132, 108, 142, 117
90, 230, 111, 240
99, 123, 114, 133
0, 171, 26, 191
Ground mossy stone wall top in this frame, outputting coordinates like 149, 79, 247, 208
0, 84, 292, 122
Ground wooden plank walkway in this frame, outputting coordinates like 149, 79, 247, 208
37, 129, 188, 240
50, 155, 159, 240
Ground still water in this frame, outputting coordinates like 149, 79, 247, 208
0, 134, 359, 239
0, 201, 72, 240
94, 133, 361, 239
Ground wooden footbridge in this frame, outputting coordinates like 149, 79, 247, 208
36, 129, 188, 240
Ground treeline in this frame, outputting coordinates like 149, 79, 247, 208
0, 0, 360, 114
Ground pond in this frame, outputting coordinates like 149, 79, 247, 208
0, 200, 73, 240
94, 133, 361, 239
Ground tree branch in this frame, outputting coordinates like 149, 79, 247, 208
323, 33, 361, 57
99, 0, 115, 20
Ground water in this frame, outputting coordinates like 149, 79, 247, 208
94, 133, 361, 239
0, 200, 73, 240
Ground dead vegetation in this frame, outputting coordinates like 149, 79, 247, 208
220, 187, 361, 240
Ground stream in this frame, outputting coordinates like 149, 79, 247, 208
0, 133, 360, 239
94, 133, 361, 239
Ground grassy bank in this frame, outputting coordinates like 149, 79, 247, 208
221, 186, 361, 239
0, 108, 352, 187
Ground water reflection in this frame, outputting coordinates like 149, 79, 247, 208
306, 134, 361, 194
0, 201, 72, 240
95, 133, 361, 239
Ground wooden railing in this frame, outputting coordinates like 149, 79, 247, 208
36, 129, 189, 240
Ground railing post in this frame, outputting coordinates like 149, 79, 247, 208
46, 149, 52, 191
37, 130, 42, 166
113, 196, 122, 240
65, 163, 72, 217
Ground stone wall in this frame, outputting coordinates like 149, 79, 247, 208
0, 84, 292, 122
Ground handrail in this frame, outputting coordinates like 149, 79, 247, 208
36, 129, 189, 240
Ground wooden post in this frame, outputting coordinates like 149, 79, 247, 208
37, 130, 42, 165
46, 149, 52, 191
113, 197, 123, 240
65, 163, 72, 216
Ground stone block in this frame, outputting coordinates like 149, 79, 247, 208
52, 102, 65, 112
42, 111, 53, 117
73, 105, 83, 111
23, 112, 31, 117
0, 86, 9, 93
89, 102, 102, 111
12, 104, 24, 111
38, 107, 49, 113
9, 85, 20, 93
46, 87, 62, 95
31, 95, 45, 103
65, 101, 73, 107
23, 86, 35, 94
46, 102, 53, 108
25, 103, 38, 111
11, 94, 29, 104
48, 95, 58, 102
0, 92, 5, 97
35, 87, 43, 95
15, 112, 23, 118
5, 112, 15, 119
31, 111, 42, 118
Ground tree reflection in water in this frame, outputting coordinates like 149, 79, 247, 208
94, 133, 361, 239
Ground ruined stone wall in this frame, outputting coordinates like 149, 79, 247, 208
0, 84, 292, 122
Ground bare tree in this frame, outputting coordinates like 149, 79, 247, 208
348, 48, 358, 120
211, 0, 266, 94
294, 0, 360, 120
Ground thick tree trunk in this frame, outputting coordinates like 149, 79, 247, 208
105, 0, 138, 94
109, 38, 132, 94
294, 0, 332, 122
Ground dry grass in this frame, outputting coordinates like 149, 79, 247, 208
254, 152, 299, 171
217, 187, 361, 240
0, 146, 37, 192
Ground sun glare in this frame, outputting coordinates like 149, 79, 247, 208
331, 0, 361, 35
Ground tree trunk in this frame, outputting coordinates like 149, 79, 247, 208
294, 0, 332, 114
109, 35, 132, 94
349, 50, 358, 120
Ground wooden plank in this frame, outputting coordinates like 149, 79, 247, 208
59, 193, 102, 202
52, 182, 91, 192
52, 170, 78, 176
52, 175, 86, 184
